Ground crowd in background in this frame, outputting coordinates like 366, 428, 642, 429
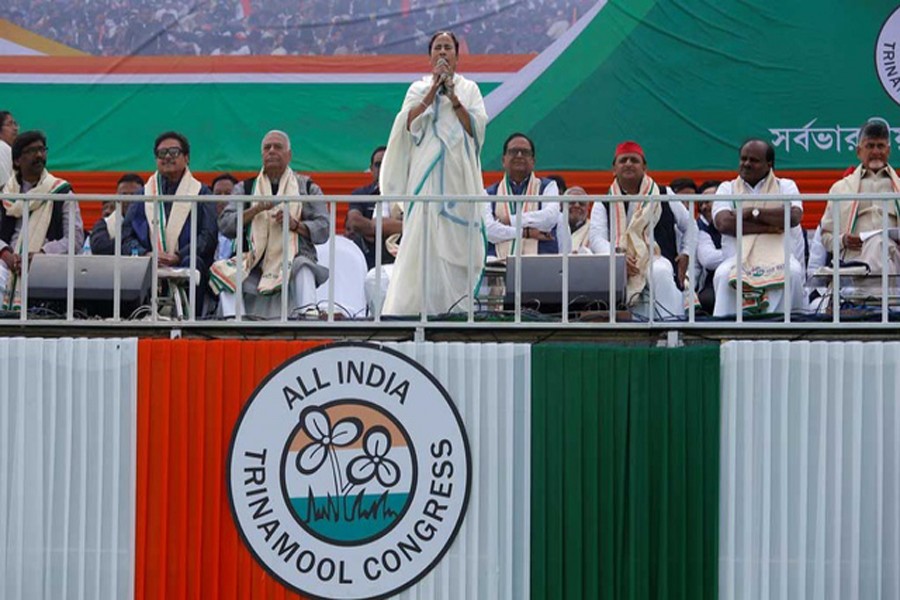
6, 0, 594, 56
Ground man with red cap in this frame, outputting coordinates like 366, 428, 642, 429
588, 141, 696, 319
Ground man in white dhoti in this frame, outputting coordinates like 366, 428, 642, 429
588, 141, 696, 319
821, 119, 900, 274
712, 139, 806, 316
210, 130, 329, 318
379, 30, 487, 316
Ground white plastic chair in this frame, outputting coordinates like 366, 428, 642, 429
315, 237, 368, 318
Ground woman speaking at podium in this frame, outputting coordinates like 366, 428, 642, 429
379, 30, 487, 316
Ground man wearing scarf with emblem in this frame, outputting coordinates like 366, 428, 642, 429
711, 139, 806, 316
210, 130, 329, 318
484, 133, 559, 258
821, 119, 900, 275
0, 130, 84, 310
588, 141, 696, 319
121, 131, 218, 313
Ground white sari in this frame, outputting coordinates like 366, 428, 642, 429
379, 73, 487, 316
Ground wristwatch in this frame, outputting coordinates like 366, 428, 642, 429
751, 208, 760, 219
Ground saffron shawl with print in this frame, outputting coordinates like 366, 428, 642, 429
727, 171, 790, 311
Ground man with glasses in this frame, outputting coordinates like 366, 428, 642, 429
484, 132, 560, 258
345, 145, 404, 270
821, 119, 900, 274
122, 131, 217, 314
0, 131, 83, 310
558, 186, 592, 254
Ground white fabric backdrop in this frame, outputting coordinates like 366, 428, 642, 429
0, 338, 137, 600
719, 340, 900, 600
385, 342, 531, 600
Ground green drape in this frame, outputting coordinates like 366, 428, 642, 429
531, 344, 720, 600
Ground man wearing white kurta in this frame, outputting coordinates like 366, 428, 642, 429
588, 141, 697, 319
558, 187, 592, 254
820, 119, 900, 275
712, 139, 806, 316
0, 111, 18, 188
212, 131, 329, 318
483, 133, 559, 258
379, 31, 486, 316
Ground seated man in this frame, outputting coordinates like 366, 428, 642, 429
211, 173, 239, 261
712, 139, 805, 316
484, 133, 559, 258
211, 173, 238, 196
121, 131, 218, 314
0, 131, 84, 310
0, 110, 19, 187
670, 178, 697, 195
588, 141, 696, 318
211, 130, 330, 318
558, 186, 591, 254
821, 119, 900, 274
89, 172, 143, 255
345, 146, 404, 270
696, 198, 724, 314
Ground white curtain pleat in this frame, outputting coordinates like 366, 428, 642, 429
0, 338, 137, 600
719, 340, 900, 600
384, 342, 531, 600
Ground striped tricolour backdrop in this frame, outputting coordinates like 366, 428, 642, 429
1, 338, 898, 599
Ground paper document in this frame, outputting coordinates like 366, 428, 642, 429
859, 228, 900, 243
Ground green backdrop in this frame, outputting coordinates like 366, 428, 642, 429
531, 344, 721, 599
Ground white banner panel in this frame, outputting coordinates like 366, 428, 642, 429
383, 342, 531, 600
0, 338, 137, 600
720, 340, 900, 600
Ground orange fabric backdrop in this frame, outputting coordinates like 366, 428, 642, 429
136, 339, 330, 600
64, 169, 845, 233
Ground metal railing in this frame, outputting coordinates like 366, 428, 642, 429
1, 191, 898, 331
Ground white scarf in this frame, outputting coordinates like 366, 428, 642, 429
493, 172, 543, 258
143, 168, 203, 254
209, 169, 303, 295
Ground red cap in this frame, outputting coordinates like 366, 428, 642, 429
615, 140, 645, 160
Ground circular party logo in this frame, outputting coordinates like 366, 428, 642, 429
876, 6, 900, 106
228, 343, 470, 600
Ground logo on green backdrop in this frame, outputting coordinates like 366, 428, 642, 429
228, 342, 470, 599
876, 6, 900, 106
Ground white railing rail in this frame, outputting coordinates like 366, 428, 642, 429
0, 191, 898, 330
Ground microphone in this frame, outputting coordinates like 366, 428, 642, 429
437, 58, 449, 94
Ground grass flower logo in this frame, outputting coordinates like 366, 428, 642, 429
295, 406, 361, 496
347, 426, 401, 488
228, 342, 470, 600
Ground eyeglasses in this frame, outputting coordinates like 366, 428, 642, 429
505, 148, 534, 158
155, 147, 183, 159
21, 145, 48, 156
